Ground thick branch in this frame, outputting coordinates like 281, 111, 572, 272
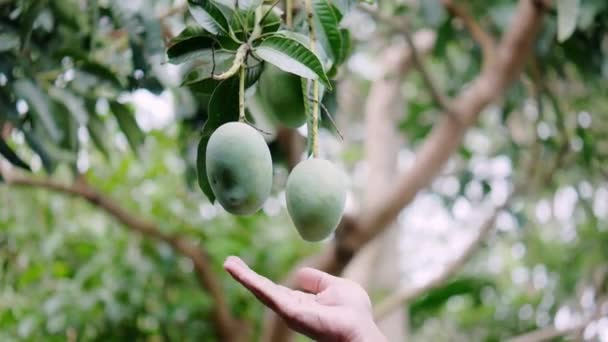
354, 0, 546, 245
1, 167, 239, 341
441, 0, 496, 66
373, 194, 512, 318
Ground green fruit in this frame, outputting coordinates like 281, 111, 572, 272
257, 64, 307, 128
286, 159, 347, 241
206, 122, 273, 215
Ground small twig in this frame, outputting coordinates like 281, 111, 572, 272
239, 65, 246, 122
306, 0, 320, 157
286, 0, 293, 27
260, 0, 282, 26
441, 0, 496, 67
306, 96, 344, 140
401, 27, 462, 124
359, 5, 462, 124
212, 44, 248, 80
157, 3, 188, 20
211, 45, 217, 76
245, 119, 272, 136
233, 5, 249, 40
506, 301, 607, 342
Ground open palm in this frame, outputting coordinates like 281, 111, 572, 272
224, 256, 386, 342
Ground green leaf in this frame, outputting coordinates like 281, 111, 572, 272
166, 29, 221, 65
313, 0, 343, 63
196, 77, 240, 202
19, 0, 48, 51
181, 52, 235, 85
577, 0, 607, 30
557, 0, 580, 42
259, 6, 282, 34
231, 5, 282, 40
22, 127, 78, 173
0, 30, 20, 52
410, 277, 495, 328
13, 79, 62, 142
52, 100, 79, 154
170, 26, 210, 44
79, 60, 125, 87
87, 114, 110, 159
109, 101, 145, 155
337, 28, 351, 66
254, 35, 331, 88
24, 129, 56, 173
183, 53, 261, 91
83, 98, 110, 159
49, 0, 83, 30
0, 138, 31, 171
48, 87, 88, 125
61, 47, 125, 86
188, 0, 231, 35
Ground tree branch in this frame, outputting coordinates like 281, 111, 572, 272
506, 301, 607, 342
157, 3, 188, 20
373, 193, 513, 318
441, 0, 496, 67
0, 166, 240, 341
359, 5, 459, 122
401, 27, 460, 123
352, 0, 547, 247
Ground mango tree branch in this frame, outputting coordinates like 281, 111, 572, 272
0, 166, 240, 341
506, 299, 607, 342
401, 26, 460, 122
441, 0, 496, 67
373, 193, 513, 318
305, 0, 320, 157
353, 0, 547, 244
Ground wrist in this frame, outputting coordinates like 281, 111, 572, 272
350, 320, 387, 342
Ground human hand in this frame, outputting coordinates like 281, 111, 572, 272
223, 256, 387, 342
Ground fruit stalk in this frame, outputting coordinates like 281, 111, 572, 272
239, 65, 246, 122
286, 0, 293, 27
305, 0, 320, 157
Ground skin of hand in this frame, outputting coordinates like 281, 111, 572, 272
223, 256, 387, 342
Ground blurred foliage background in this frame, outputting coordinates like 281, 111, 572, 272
1, 0, 608, 341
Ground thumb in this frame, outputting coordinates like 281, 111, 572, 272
295, 267, 339, 294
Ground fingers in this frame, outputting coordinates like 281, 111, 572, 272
295, 267, 338, 294
223, 256, 290, 312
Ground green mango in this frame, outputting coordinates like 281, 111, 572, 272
286, 158, 347, 241
257, 64, 307, 128
206, 122, 273, 215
